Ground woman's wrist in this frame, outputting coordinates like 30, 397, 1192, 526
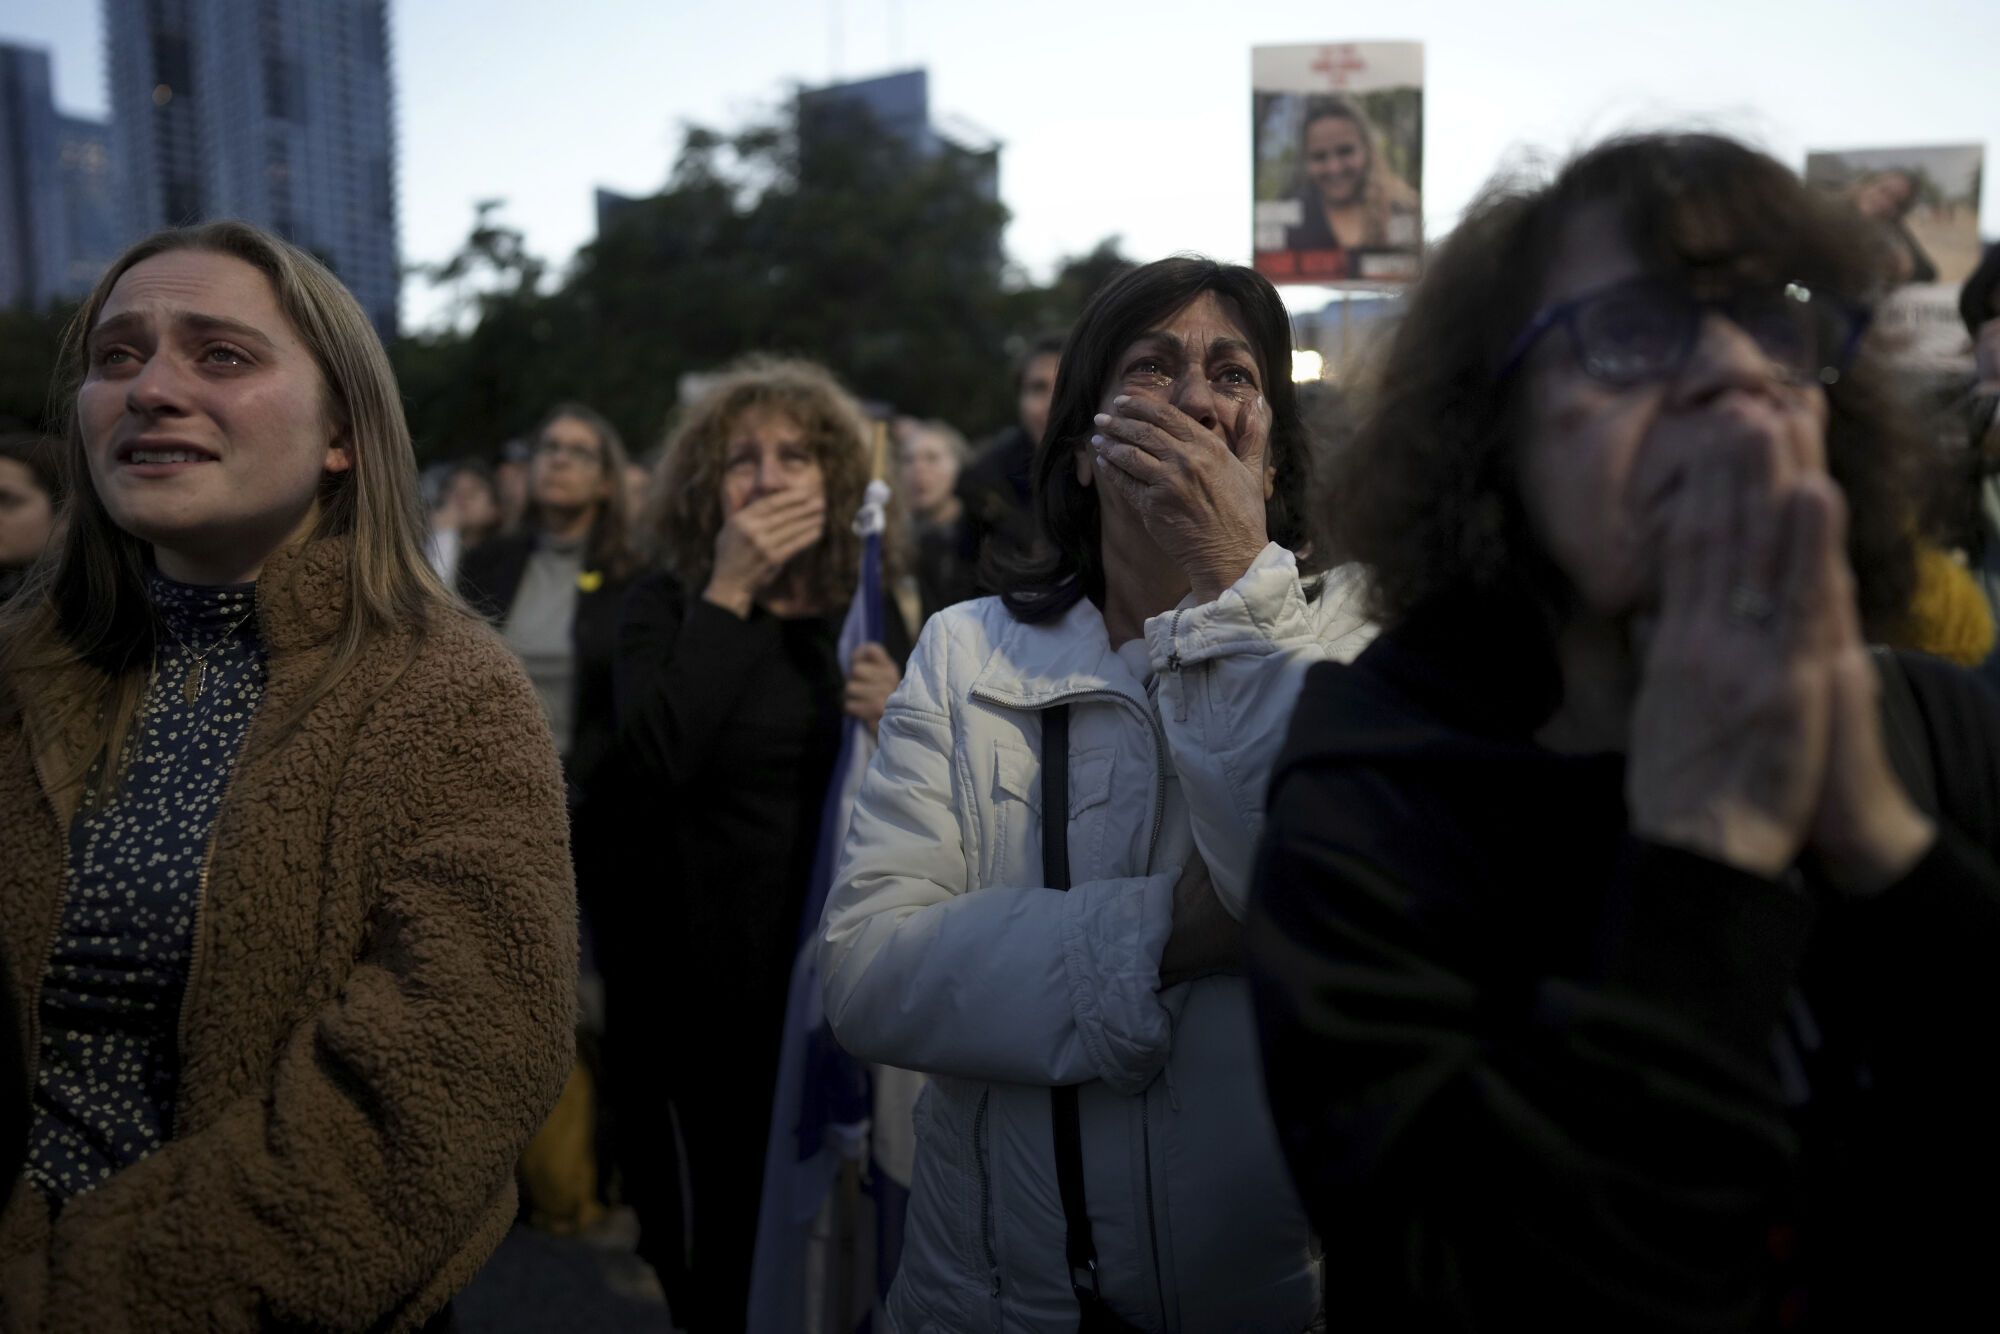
1634, 807, 1797, 881
1186, 540, 1268, 604
702, 577, 754, 619
1811, 799, 1937, 898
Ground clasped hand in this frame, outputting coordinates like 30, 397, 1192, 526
1090, 394, 1273, 603
1628, 434, 1934, 895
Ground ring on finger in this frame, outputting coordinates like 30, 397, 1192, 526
1726, 582, 1777, 629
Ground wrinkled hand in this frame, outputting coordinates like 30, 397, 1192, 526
1159, 854, 1243, 989
1629, 437, 1931, 890
704, 488, 826, 617
1091, 394, 1272, 602
1801, 533, 1936, 895
843, 642, 901, 738
1630, 437, 1833, 877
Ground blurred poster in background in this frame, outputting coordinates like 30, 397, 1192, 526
1807, 142, 1985, 369
1252, 42, 1424, 288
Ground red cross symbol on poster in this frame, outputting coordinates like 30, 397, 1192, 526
1310, 45, 1370, 88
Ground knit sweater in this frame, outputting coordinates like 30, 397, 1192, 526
0, 538, 578, 1333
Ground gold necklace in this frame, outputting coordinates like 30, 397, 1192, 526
162, 605, 256, 703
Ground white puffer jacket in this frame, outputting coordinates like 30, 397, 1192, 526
819, 545, 1374, 1332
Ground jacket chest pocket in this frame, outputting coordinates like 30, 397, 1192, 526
984, 740, 1119, 889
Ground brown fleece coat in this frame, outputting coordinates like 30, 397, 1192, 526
0, 538, 578, 1332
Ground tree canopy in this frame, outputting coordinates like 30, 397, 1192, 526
393, 104, 1130, 463
0, 100, 1132, 459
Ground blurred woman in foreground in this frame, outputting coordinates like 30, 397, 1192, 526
1249, 133, 2000, 1330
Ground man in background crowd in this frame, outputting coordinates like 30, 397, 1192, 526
954, 331, 1063, 585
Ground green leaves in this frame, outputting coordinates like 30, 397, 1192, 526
390, 102, 1130, 467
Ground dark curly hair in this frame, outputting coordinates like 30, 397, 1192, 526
650, 356, 898, 612
999, 255, 1318, 622
1326, 132, 1920, 640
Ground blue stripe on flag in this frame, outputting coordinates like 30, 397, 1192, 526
747, 525, 887, 1333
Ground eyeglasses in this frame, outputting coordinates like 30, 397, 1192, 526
535, 438, 603, 466
1497, 275, 1871, 388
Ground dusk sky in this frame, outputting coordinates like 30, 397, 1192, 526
5, 0, 1994, 329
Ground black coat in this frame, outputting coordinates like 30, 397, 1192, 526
594, 572, 911, 1327
603, 572, 911, 1016
1247, 587, 2000, 1332
456, 530, 633, 813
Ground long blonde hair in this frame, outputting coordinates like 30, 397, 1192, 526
1301, 96, 1419, 245
0, 220, 458, 794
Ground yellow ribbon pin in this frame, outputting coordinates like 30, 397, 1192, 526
577, 570, 604, 593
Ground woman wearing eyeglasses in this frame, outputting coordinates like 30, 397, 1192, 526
457, 406, 640, 1232
1247, 133, 2000, 1330
459, 405, 640, 816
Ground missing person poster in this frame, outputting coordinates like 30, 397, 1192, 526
1252, 42, 1424, 287
1806, 143, 1985, 365
1805, 143, 1984, 287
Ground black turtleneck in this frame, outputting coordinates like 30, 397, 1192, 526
24, 572, 266, 1206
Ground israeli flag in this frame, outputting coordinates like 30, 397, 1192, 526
748, 480, 893, 1333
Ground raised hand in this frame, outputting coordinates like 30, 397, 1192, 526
843, 642, 901, 737
1159, 854, 1244, 989
1799, 502, 1936, 895
704, 488, 826, 617
1627, 442, 1835, 878
1090, 392, 1273, 603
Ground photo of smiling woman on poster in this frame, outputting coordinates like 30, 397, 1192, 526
1282, 96, 1420, 265
1252, 42, 1426, 288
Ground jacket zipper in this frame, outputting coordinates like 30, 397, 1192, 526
973, 1087, 1001, 1299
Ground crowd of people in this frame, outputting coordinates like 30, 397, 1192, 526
0, 128, 1998, 1333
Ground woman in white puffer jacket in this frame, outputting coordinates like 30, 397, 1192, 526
818, 257, 1373, 1332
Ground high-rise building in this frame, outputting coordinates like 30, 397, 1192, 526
796, 69, 1000, 203
104, 0, 401, 338
0, 43, 116, 308
56, 115, 117, 296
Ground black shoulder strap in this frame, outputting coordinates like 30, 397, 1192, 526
1041, 704, 1071, 892
1041, 705, 1103, 1302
